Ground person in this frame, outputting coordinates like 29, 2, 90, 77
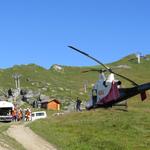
92, 89, 97, 108
76, 97, 82, 112
25, 108, 31, 121
11, 108, 17, 121
22, 109, 26, 121
8, 88, 13, 97
17, 108, 23, 121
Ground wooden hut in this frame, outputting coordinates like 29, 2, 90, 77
41, 99, 61, 110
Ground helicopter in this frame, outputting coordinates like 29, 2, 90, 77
68, 46, 150, 109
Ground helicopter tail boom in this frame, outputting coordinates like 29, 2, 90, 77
87, 82, 150, 109
104, 82, 150, 107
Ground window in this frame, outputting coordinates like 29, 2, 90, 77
36, 112, 45, 116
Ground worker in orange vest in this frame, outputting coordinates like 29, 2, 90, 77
25, 108, 31, 121
11, 108, 17, 121
17, 109, 23, 121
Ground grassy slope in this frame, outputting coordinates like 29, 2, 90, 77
109, 54, 150, 85
0, 54, 149, 101
28, 55, 150, 150
29, 102, 150, 150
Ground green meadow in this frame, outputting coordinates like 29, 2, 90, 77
29, 97, 150, 150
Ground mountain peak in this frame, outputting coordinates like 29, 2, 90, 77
51, 64, 64, 71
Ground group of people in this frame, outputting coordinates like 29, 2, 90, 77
11, 108, 31, 121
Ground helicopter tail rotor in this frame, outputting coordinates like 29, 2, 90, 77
140, 92, 147, 101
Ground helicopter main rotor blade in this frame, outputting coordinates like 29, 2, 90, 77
111, 71, 138, 86
68, 45, 138, 86
81, 68, 107, 73
68, 46, 110, 71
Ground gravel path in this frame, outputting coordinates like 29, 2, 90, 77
7, 124, 57, 150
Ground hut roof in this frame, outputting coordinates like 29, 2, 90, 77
41, 98, 61, 104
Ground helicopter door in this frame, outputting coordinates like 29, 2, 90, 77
97, 80, 112, 102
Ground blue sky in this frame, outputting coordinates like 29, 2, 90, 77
0, 0, 150, 69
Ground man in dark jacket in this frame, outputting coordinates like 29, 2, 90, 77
76, 97, 82, 111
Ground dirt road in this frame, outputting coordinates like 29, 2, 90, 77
0, 146, 10, 150
0, 143, 11, 150
7, 124, 57, 150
